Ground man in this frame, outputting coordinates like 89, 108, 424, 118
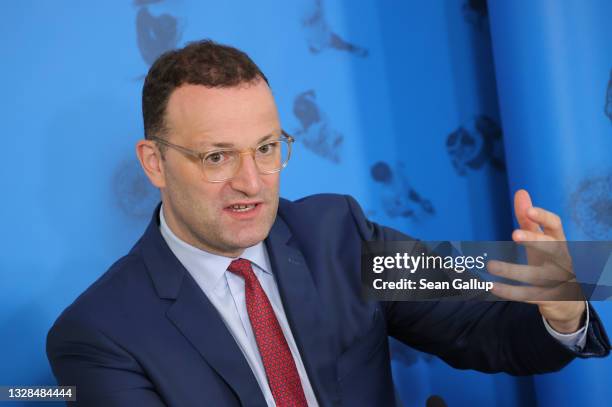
47, 40, 610, 407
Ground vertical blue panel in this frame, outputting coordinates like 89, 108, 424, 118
489, 0, 612, 406
343, 1, 517, 405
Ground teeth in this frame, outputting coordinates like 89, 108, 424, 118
230, 204, 256, 212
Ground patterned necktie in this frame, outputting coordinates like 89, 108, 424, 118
227, 258, 308, 407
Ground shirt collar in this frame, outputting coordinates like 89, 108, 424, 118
158, 205, 272, 290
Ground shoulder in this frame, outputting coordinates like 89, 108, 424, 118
48, 252, 151, 336
276, 193, 386, 246
278, 193, 365, 223
278, 193, 365, 229
276, 193, 414, 244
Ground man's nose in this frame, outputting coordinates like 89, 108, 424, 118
229, 153, 263, 196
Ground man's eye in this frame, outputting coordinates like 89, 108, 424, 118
204, 152, 226, 165
258, 143, 276, 155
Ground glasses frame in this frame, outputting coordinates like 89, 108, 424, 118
149, 130, 294, 183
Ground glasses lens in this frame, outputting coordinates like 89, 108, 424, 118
255, 140, 290, 173
203, 150, 240, 182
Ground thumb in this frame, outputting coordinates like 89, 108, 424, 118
514, 189, 540, 232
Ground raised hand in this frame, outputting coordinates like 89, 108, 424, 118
488, 189, 586, 333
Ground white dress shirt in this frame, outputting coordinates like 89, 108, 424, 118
159, 207, 319, 407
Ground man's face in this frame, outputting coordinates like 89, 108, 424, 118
158, 80, 281, 257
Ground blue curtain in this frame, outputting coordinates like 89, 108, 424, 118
0, 1, 609, 406
488, 1, 612, 405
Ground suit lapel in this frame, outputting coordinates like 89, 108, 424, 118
265, 217, 340, 406
139, 206, 266, 407
166, 277, 266, 407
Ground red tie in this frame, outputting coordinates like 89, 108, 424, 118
227, 258, 308, 407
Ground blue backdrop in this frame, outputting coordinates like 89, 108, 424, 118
1, 1, 610, 406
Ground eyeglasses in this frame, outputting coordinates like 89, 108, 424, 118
149, 131, 294, 183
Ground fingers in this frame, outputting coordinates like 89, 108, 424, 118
487, 260, 573, 286
512, 228, 554, 242
512, 230, 571, 265
514, 226, 566, 272
525, 206, 567, 240
512, 189, 566, 241
491, 280, 583, 302
491, 281, 551, 302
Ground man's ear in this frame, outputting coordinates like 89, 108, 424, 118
136, 139, 166, 189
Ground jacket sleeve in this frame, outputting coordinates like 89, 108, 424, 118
47, 316, 167, 407
344, 194, 611, 375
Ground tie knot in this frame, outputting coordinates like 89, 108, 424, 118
227, 258, 254, 280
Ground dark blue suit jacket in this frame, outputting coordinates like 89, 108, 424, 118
47, 194, 610, 406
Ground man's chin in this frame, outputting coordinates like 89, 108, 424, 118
223, 232, 269, 253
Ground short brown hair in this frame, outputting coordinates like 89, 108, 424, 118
142, 39, 269, 140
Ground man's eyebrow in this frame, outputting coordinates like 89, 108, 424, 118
208, 141, 234, 148
256, 133, 276, 144
206, 132, 279, 149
